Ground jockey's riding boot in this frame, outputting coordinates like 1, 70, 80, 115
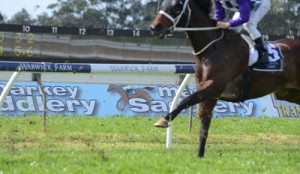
254, 37, 269, 65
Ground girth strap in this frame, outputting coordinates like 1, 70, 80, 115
240, 69, 252, 101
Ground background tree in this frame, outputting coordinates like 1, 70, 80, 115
260, 0, 299, 35
7, 8, 36, 25
0, 12, 4, 23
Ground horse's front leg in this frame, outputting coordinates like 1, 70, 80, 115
154, 80, 215, 128
154, 90, 206, 127
117, 98, 127, 111
198, 99, 216, 157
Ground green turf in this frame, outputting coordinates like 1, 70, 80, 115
0, 116, 299, 174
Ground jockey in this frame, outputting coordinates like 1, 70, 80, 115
214, 0, 271, 66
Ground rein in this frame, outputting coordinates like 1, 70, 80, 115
159, 0, 222, 56
192, 30, 224, 55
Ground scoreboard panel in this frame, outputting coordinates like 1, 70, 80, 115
0, 24, 194, 63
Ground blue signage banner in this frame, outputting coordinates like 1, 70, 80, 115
0, 82, 299, 118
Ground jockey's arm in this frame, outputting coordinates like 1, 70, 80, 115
229, 0, 251, 27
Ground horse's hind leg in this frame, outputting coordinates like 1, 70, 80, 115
198, 99, 217, 157
274, 88, 300, 105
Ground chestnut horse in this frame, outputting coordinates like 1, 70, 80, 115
150, 0, 300, 157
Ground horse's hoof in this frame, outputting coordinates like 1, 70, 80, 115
154, 118, 169, 128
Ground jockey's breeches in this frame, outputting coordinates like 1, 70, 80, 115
230, 0, 271, 40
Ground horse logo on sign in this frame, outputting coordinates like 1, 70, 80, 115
107, 84, 154, 111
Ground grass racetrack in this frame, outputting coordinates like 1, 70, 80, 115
0, 116, 299, 174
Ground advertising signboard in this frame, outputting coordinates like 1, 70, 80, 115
0, 82, 299, 118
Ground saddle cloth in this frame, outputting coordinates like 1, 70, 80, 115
248, 43, 284, 72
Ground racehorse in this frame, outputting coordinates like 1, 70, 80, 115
107, 84, 153, 111
150, 0, 300, 157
